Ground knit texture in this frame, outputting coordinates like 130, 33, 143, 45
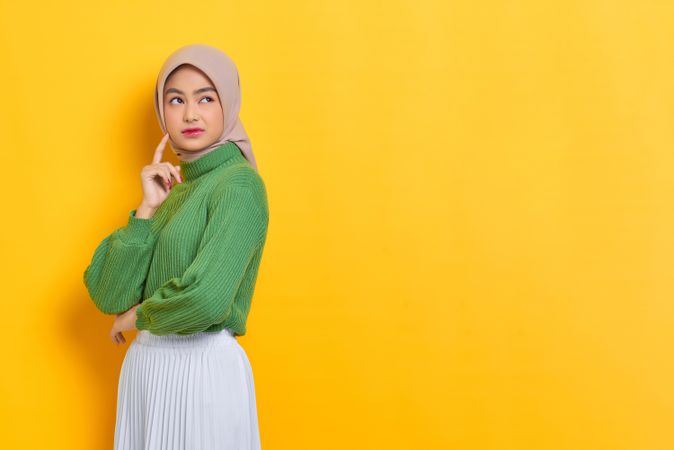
83, 141, 269, 336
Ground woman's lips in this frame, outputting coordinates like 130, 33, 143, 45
182, 129, 204, 137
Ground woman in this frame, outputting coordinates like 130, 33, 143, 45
83, 43, 268, 450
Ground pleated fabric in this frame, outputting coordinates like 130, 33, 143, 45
114, 328, 261, 450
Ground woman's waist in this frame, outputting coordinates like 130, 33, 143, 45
134, 327, 236, 348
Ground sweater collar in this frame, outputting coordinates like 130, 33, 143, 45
180, 141, 242, 181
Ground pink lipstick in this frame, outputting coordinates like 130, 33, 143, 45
182, 128, 204, 137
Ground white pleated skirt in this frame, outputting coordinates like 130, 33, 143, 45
114, 328, 261, 450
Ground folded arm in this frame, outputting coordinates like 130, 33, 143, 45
83, 210, 158, 314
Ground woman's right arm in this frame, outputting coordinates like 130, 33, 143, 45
83, 205, 158, 315
83, 133, 181, 315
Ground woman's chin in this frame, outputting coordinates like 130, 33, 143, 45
173, 136, 215, 151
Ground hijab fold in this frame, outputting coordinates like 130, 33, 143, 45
153, 44, 258, 172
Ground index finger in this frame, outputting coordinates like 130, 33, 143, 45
152, 133, 170, 164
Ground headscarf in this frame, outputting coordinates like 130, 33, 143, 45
153, 43, 258, 172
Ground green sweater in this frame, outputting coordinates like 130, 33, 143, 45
83, 141, 269, 336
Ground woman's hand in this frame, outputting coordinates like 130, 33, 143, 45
138, 133, 183, 212
110, 304, 141, 345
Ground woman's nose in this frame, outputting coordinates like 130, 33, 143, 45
184, 104, 200, 122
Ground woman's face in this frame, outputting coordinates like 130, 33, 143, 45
163, 64, 224, 152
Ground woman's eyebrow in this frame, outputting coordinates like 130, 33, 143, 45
165, 87, 217, 95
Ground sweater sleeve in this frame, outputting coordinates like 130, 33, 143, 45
135, 186, 267, 336
83, 209, 158, 314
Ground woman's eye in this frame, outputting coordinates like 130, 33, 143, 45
200, 96, 214, 103
169, 97, 183, 104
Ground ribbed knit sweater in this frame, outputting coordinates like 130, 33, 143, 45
83, 141, 269, 336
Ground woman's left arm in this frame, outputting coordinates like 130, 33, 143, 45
135, 185, 268, 335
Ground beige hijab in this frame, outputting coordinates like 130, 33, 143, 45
153, 43, 258, 172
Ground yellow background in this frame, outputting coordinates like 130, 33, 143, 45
1, 1, 673, 449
